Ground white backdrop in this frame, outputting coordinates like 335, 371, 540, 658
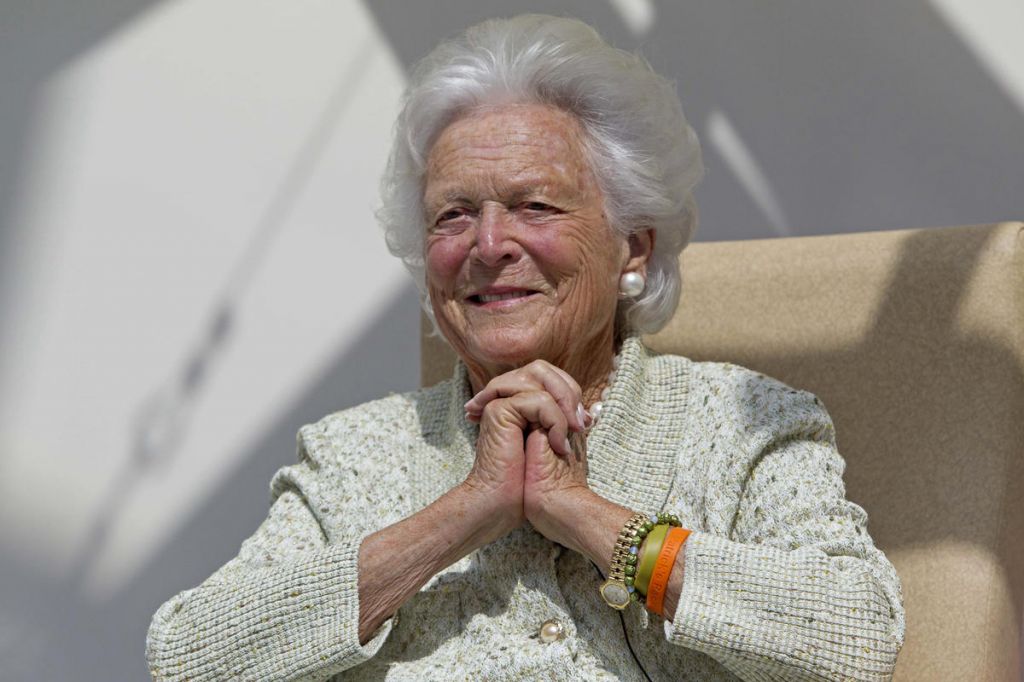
0, 1, 1021, 678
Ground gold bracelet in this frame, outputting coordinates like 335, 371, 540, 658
599, 512, 648, 610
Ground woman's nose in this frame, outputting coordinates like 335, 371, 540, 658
473, 204, 522, 266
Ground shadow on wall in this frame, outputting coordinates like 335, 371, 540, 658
363, 0, 1024, 241
0, 0, 165, 382
0, 281, 421, 679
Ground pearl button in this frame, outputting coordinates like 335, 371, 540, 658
539, 619, 564, 643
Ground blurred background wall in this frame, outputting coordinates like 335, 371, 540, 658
0, 1, 1020, 678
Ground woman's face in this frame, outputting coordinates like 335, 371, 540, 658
423, 103, 631, 379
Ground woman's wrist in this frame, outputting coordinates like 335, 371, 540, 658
450, 479, 523, 548
534, 487, 634, 572
539, 491, 691, 618
357, 481, 511, 644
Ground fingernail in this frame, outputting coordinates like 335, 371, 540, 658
576, 403, 585, 429
563, 436, 572, 454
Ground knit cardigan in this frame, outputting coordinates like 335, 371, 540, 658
146, 336, 905, 681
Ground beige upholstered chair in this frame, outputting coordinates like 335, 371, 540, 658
421, 222, 1024, 682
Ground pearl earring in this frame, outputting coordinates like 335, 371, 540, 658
618, 272, 645, 297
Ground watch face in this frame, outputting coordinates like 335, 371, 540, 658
601, 581, 630, 608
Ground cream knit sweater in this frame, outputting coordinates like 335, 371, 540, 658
146, 337, 905, 680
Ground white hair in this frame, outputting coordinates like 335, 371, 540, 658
378, 14, 704, 334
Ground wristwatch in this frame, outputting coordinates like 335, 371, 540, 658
600, 512, 647, 609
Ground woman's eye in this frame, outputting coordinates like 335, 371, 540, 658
522, 202, 555, 212
437, 208, 468, 224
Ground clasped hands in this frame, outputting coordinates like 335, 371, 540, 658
461, 360, 601, 554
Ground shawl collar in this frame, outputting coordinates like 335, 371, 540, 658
583, 335, 691, 514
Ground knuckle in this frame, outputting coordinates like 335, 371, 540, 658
513, 374, 533, 390
529, 359, 554, 376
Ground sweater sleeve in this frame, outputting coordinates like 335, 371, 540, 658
145, 438, 394, 681
666, 394, 905, 681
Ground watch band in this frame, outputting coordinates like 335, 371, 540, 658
599, 511, 648, 609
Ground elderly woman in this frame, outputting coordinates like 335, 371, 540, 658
146, 15, 904, 681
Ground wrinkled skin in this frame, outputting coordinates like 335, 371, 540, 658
423, 103, 653, 545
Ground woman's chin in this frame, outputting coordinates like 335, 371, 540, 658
465, 329, 552, 369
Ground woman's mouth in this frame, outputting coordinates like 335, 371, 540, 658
467, 289, 539, 306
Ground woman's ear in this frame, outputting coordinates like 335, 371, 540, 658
624, 228, 655, 276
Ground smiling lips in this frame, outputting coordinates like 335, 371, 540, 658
467, 288, 539, 306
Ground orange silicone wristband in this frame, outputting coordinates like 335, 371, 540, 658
645, 527, 691, 616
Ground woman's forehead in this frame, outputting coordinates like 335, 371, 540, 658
424, 104, 597, 200
433, 107, 581, 156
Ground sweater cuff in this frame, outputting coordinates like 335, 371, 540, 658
665, 531, 756, 655
268, 538, 395, 677
147, 537, 393, 680
664, 531, 898, 681
321, 537, 395, 669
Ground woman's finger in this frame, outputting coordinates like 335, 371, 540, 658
464, 372, 536, 414
483, 390, 572, 457
541, 363, 587, 426
465, 361, 585, 430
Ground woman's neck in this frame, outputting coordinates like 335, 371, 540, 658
575, 345, 616, 411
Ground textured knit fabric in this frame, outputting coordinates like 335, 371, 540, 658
146, 336, 905, 681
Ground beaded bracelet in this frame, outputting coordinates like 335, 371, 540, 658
623, 513, 682, 606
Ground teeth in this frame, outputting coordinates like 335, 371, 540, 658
478, 292, 529, 303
